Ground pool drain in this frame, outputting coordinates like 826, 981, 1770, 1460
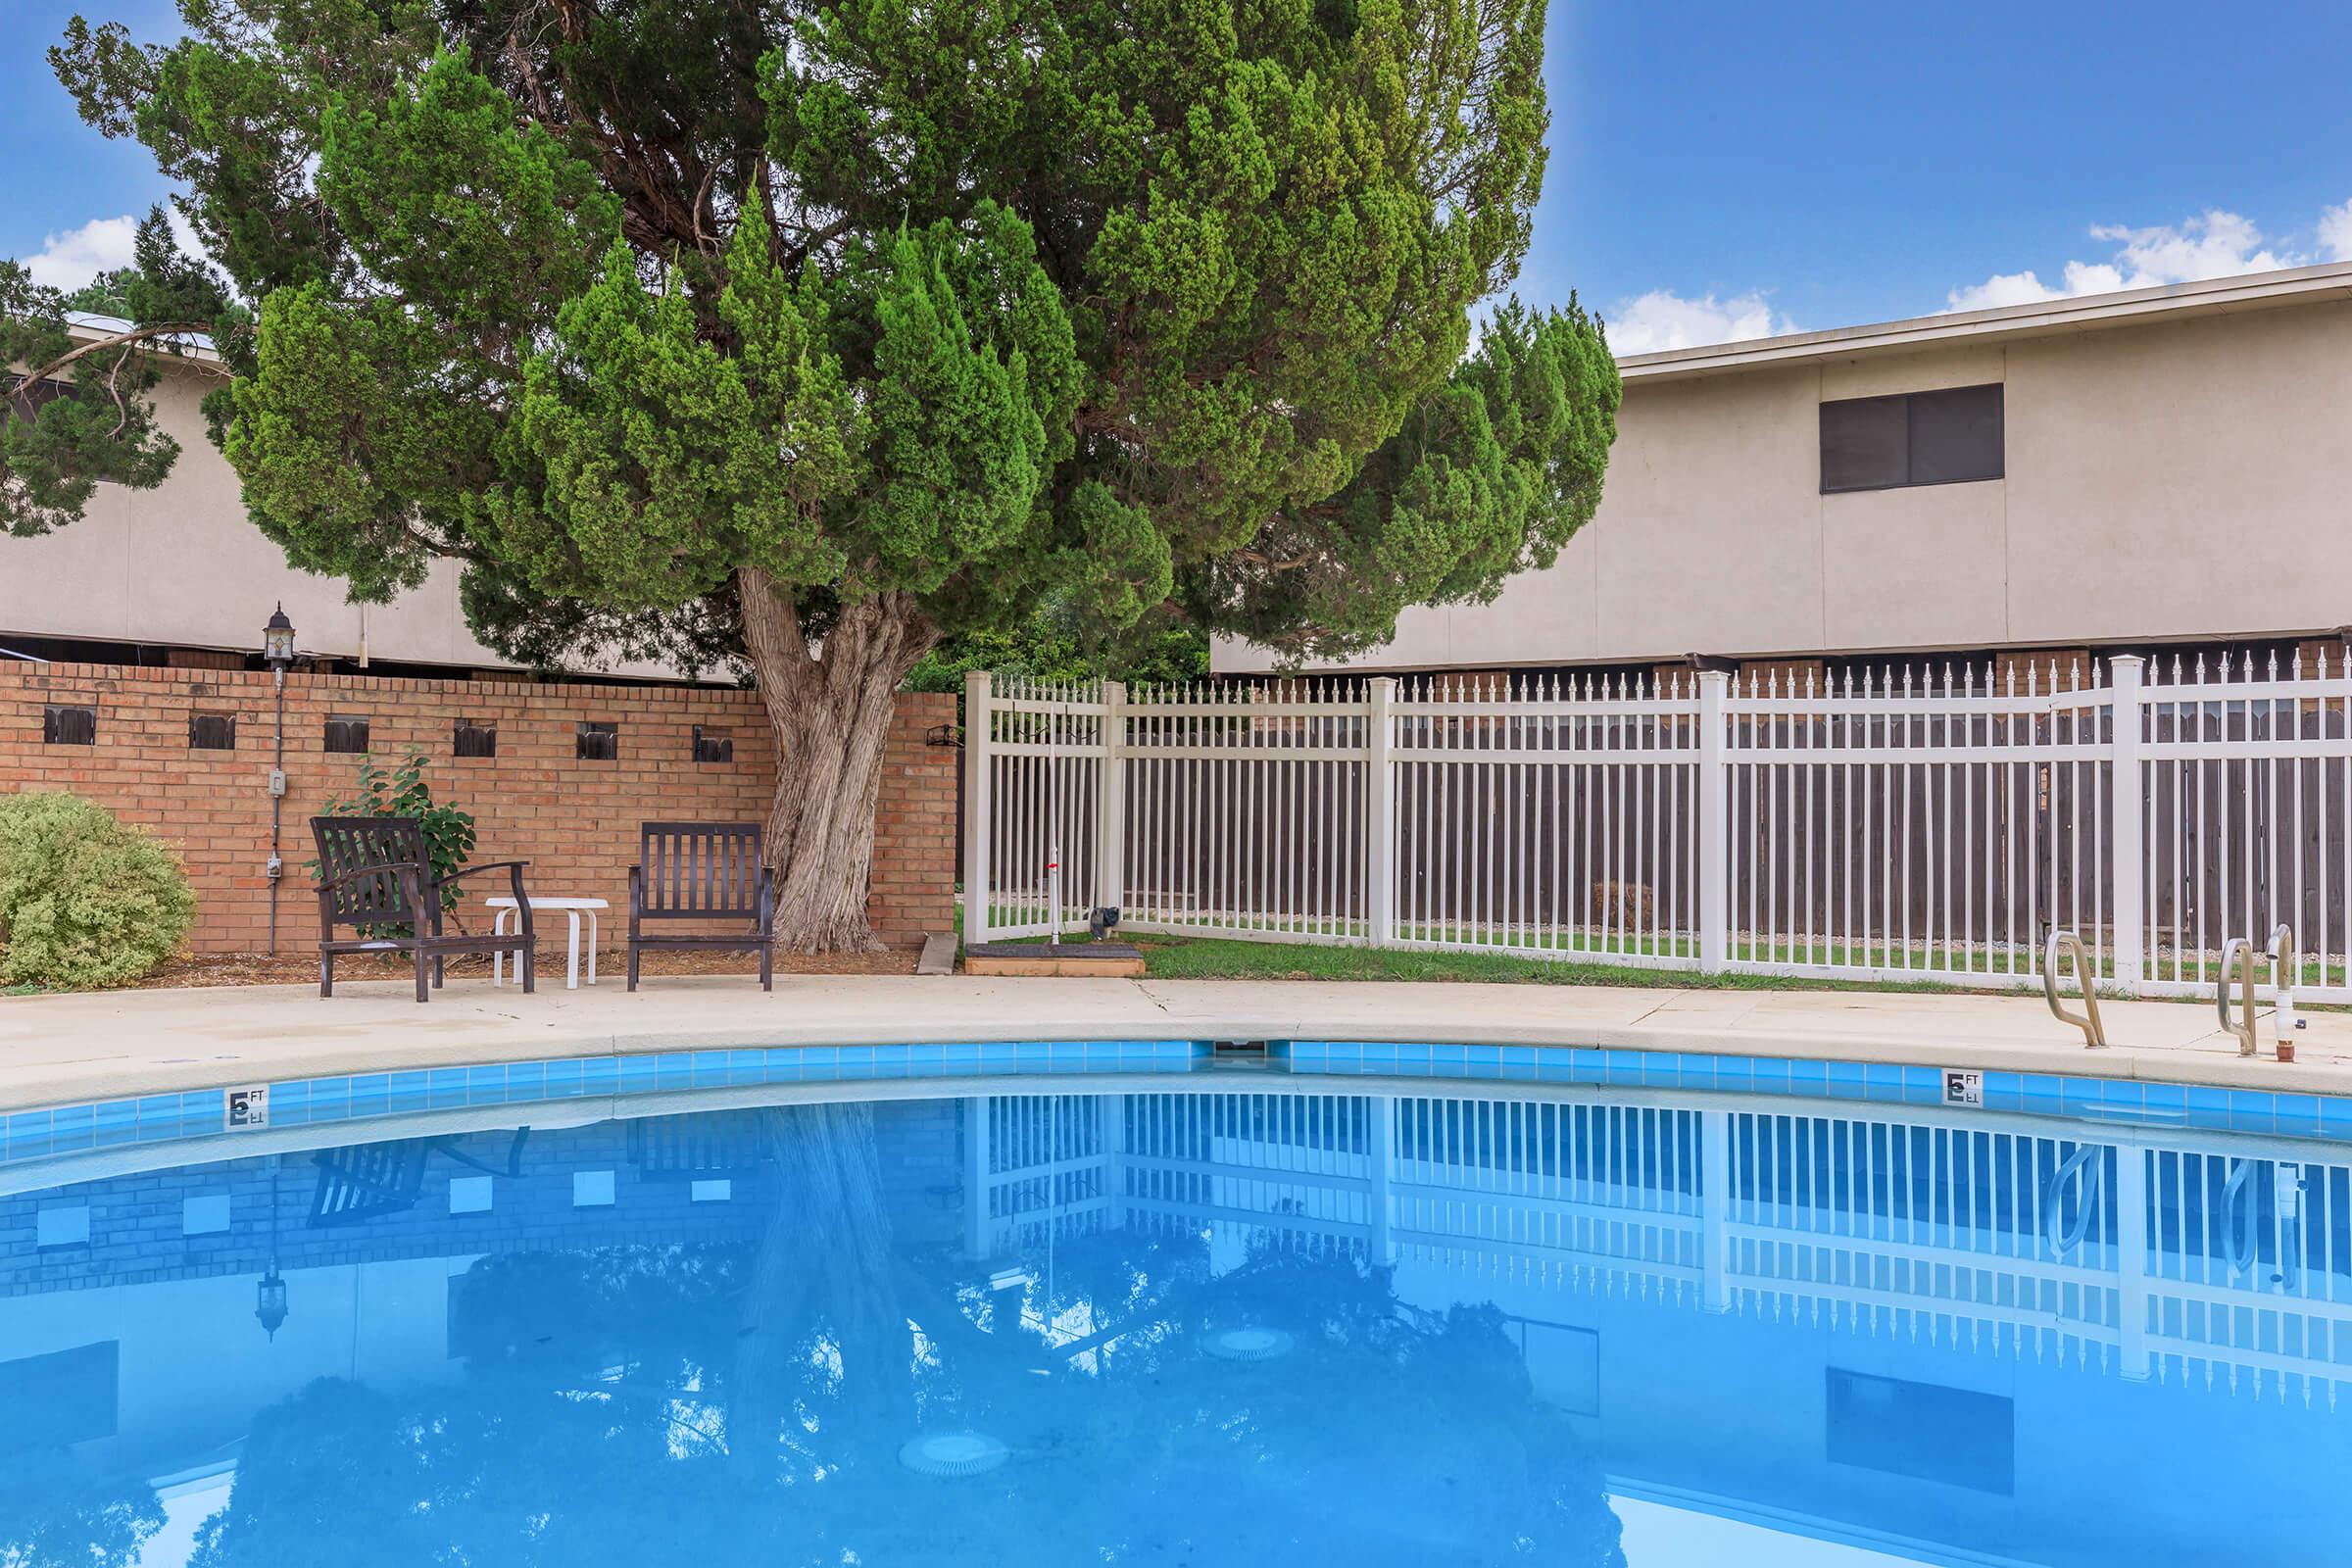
1203, 1326, 1296, 1362
899, 1430, 1009, 1478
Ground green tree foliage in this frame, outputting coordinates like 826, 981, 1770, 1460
905, 604, 1210, 694
0, 1443, 165, 1568
0, 791, 197, 989
1, 207, 239, 537
309, 749, 478, 922
42, 0, 1620, 947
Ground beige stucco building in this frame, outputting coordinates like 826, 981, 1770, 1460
13, 265, 2351, 679
1215, 262, 2352, 677
0, 325, 659, 676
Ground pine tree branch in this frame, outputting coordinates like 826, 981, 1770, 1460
8, 321, 231, 398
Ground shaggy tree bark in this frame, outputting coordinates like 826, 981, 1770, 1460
737, 567, 939, 953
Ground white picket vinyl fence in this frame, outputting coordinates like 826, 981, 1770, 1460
963, 651, 2352, 999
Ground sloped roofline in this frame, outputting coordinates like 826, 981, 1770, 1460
1614, 260, 2352, 382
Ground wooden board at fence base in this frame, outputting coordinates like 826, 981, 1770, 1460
964, 942, 1147, 978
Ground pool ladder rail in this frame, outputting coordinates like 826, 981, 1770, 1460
2218, 923, 2304, 1063
2042, 930, 2108, 1049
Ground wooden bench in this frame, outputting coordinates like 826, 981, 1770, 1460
628, 821, 776, 991
311, 816, 535, 1003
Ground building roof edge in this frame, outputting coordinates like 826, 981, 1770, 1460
1614, 261, 2352, 380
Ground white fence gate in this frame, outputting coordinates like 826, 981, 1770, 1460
962, 652, 2352, 999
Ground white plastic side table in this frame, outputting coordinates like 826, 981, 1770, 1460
483, 896, 608, 990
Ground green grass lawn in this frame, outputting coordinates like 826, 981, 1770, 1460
987, 927, 2012, 996
994, 929, 2346, 1008
961, 900, 2340, 996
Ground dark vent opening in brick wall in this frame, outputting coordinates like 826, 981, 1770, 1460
576, 721, 619, 761
42, 704, 96, 746
693, 726, 733, 763
324, 713, 370, 755
188, 711, 237, 751
454, 721, 498, 759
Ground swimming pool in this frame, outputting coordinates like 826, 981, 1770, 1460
3, 1061, 2348, 1565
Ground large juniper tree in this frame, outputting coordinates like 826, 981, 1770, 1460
27, 0, 1620, 950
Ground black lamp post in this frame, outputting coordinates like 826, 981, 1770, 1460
255, 1155, 289, 1341
255, 1268, 289, 1341
263, 605, 296, 953
263, 603, 297, 671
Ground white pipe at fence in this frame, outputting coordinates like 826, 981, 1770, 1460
965, 657, 2352, 999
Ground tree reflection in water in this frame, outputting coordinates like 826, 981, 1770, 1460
177, 1102, 1623, 1566
0, 1445, 165, 1568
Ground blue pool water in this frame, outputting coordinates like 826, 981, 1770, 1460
3, 1066, 2349, 1564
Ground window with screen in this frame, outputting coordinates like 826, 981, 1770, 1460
1820, 383, 2003, 493
0, 1341, 119, 1445
1826, 1368, 2014, 1494
576, 721, 618, 760
6, 376, 74, 427
188, 710, 237, 751
693, 726, 733, 764
454, 720, 498, 759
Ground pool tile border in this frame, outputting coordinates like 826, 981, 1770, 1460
1281, 1041, 2352, 1140
0, 1040, 1204, 1166
9, 1038, 2352, 1168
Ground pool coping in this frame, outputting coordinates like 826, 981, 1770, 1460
8, 1035, 2351, 1189
4, 973, 2349, 1115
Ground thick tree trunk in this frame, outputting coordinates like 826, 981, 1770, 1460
737, 567, 939, 953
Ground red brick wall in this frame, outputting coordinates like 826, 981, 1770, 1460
0, 662, 956, 954
872, 690, 959, 944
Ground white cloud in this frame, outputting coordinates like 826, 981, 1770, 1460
24, 214, 143, 290
1604, 289, 1797, 356
22, 207, 211, 294
2092, 209, 2295, 283
2320, 200, 2352, 263
1943, 270, 2062, 311
1944, 208, 2309, 312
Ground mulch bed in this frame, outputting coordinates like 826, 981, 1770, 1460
130, 945, 920, 989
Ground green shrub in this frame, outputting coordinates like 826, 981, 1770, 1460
310, 750, 476, 928
0, 792, 196, 990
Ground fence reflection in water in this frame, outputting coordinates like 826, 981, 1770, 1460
975, 1086, 2352, 1396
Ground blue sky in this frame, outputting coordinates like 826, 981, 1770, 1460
10, 0, 2352, 352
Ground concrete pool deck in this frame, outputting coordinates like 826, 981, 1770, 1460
3, 974, 2350, 1109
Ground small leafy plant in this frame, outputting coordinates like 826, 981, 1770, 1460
0, 792, 196, 990
311, 750, 477, 923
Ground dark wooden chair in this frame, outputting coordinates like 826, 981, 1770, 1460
311, 816, 535, 1003
628, 821, 775, 991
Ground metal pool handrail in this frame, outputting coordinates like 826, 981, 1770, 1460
2042, 930, 2107, 1048
2041, 1142, 2106, 1257
2219, 937, 2261, 1057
